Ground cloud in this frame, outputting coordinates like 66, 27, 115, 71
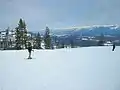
0, 0, 120, 31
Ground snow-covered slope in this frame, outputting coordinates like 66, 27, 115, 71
0, 47, 120, 90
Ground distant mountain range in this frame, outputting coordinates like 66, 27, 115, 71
36, 25, 120, 37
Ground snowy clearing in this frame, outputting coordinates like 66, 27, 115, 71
0, 46, 120, 90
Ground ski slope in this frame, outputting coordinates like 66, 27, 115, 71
0, 46, 120, 90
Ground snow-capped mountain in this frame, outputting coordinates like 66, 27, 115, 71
49, 25, 120, 37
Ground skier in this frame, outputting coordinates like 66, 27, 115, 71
27, 42, 33, 59
112, 43, 116, 51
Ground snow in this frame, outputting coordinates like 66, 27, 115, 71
53, 25, 119, 31
0, 46, 120, 90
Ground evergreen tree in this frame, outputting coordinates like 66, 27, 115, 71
15, 18, 28, 49
23, 21, 28, 48
61, 42, 64, 48
56, 40, 59, 49
36, 32, 42, 49
15, 27, 21, 49
98, 33, 105, 46
9, 39, 12, 48
70, 35, 74, 48
5, 27, 10, 49
70, 39, 74, 48
30, 32, 33, 40
44, 27, 51, 49
53, 36, 57, 48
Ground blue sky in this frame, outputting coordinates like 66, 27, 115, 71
0, 0, 120, 31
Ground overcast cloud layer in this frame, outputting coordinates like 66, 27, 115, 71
0, 0, 120, 31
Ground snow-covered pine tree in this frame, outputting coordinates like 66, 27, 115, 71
5, 27, 10, 49
36, 32, 42, 49
44, 27, 51, 49
15, 18, 28, 49
15, 27, 21, 49
22, 21, 28, 48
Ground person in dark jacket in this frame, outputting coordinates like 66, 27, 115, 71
112, 43, 116, 51
27, 42, 33, 59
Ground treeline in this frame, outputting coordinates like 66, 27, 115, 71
15, 19, 53, 50
0, 18, 52, 50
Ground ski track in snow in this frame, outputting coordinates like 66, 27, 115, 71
0, 46, 120, 90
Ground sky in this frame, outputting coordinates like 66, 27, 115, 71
0, 0, 120, 31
